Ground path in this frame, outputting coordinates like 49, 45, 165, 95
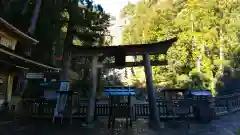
0, 112, 240, 135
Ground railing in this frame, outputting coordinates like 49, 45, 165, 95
21, 92, 240, 120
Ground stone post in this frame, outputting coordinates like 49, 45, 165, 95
143, 53, 161, 130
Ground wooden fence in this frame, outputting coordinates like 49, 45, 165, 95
20, 93, 240, 120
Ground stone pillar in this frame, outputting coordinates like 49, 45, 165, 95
143, 53, 160, 130
86, 56, 98, 123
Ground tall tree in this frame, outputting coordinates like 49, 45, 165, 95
28, 0, 42, 35
121, 0, 240, 93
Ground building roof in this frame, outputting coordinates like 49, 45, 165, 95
0, 17, 39, 45
72, 37, 177, 56
0, 47, 60, 71
0, 18, 60, 71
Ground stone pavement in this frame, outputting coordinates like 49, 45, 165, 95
0, 112, 240, 135
197, 112, 240, 135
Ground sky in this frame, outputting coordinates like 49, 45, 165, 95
94, 0, 139, 18
93, 0, 140, 45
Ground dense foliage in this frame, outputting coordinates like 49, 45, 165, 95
0, 0, 109, 65
121, 0, 240, 94
0, 0, 110, 95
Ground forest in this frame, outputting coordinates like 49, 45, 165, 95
1, 0, 240, 96
0, 0, 112, 96
121, 0, 240, 95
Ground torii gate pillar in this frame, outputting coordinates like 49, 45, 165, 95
143, 53, 161, 130
86, 56, 98, 123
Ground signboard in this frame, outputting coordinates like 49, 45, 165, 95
0, 34, 17, 50
59, 81, 70, 91
25, 73, 44, 79
53, 81, 70, 118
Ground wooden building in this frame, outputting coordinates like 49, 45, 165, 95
0, 17, 60, 105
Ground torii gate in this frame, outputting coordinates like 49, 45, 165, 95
71, 37, 177, 129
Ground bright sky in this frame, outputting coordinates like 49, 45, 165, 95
94, 0, 139, 18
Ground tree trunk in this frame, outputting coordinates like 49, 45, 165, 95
3, 0, 13, 14
82, 57, 91, 96
21, 0, 29, 15
61, 0, 79, 80
61, 20, 74, 81
28, 0, 42, 35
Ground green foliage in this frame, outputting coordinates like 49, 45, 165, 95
0, 0, 109, 65
120, 2, 136, 18
0, 0, 110, 95
121, 0, 240, 93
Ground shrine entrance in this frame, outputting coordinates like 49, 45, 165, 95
71, 37, 177, 129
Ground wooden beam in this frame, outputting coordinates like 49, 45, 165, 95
0, 59, 29, 70
0, 47, 60, 71
76, 60, 167, 68
72, 53, 104, 57
71, 37, 177, 56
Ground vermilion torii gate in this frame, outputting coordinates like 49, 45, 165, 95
71, 37, 177, 129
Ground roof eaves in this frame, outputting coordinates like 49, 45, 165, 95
0, 47, 60, 71
0, 17, 39, 45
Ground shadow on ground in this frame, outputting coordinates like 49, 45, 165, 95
0, 112, 240, 135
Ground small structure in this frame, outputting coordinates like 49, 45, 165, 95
104, 86, 136, 128
160, 88, 188, 116
40, 79, 76, 124
53, 90, 75, 124
185, 89, 215, 122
